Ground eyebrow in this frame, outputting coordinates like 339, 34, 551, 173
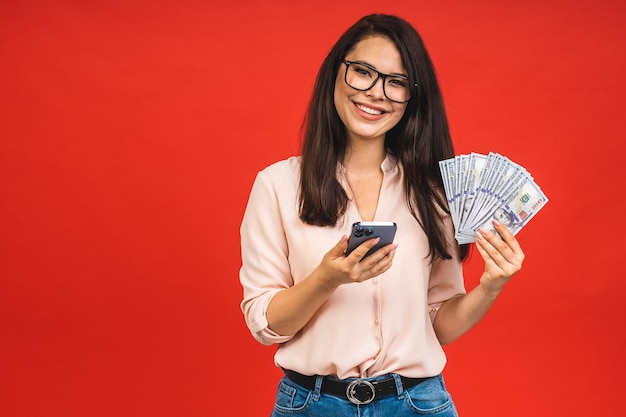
348, 59, 408, 78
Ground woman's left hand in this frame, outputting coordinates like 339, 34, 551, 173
475, 219, 525, 296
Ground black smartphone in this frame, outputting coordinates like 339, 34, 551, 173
345, 221, 397, 260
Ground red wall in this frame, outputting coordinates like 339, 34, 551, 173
1, 1, 624, 415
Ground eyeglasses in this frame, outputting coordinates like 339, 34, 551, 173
342, 60, 412, 103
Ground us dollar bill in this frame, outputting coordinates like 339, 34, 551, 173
439, 153, 548, 244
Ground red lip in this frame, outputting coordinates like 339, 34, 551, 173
352, 101, 388, 120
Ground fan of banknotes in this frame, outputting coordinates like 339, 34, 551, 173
439, 152, 548, 244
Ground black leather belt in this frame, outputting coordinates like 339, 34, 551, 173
285, 370, 427, 405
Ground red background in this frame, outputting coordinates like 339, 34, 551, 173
1, 1, 624, 415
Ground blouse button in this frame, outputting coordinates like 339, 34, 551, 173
372, 278, 378, 285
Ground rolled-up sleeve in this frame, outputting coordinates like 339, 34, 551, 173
239, 169, 295, 345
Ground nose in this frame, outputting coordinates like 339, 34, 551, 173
366, 76, 386, 100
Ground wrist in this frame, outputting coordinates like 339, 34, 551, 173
477, 279, 504, 301
310, 266, 341, 292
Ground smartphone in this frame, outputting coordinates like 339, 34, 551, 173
345, 221, 397, 260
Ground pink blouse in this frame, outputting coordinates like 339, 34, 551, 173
239, 154, 465, 379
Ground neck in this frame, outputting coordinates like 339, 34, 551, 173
343, 139, 386, 175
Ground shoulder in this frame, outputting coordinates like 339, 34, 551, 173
256, 156, 302, 188
250, 156, 302, 198
259, 155, 301, 178
244, 156, 302, 219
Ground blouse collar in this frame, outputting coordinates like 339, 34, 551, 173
338, 153, 398, 176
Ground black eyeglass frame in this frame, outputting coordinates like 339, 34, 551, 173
342, 59, 415, 103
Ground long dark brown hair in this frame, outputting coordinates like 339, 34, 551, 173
299, 14, 469, 262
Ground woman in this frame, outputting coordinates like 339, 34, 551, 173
240, 14, 524, 416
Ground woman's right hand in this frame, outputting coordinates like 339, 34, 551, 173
315, 235, 398, 289
266, 236, 397, 336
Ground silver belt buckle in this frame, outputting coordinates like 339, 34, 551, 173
346, 379, 376, 405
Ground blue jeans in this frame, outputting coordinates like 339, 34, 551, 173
270, 372, 459, 416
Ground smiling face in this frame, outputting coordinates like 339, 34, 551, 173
334, 35, 408, 145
